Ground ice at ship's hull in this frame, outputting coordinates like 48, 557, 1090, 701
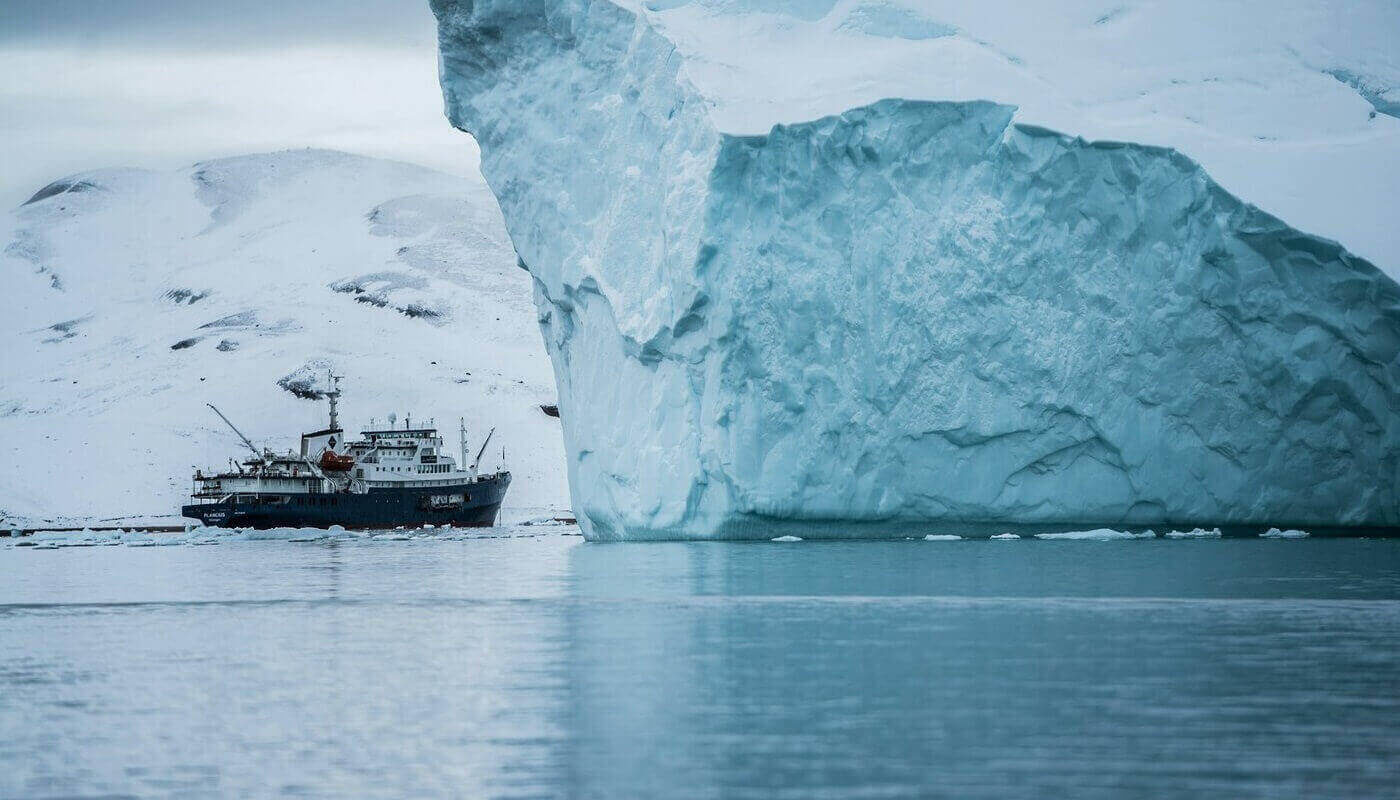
433, 0, 1400, 540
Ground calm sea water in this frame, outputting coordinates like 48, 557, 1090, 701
2, 529, 1399, 799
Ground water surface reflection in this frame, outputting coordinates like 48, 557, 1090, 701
1, 533, 1398, 798
562, 539, 1400, 799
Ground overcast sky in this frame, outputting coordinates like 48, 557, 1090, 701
0, 0, 480, 208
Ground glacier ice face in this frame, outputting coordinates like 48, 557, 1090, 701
433, 0, 1400, 540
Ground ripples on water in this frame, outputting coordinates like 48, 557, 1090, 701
2, 528, 1399, 798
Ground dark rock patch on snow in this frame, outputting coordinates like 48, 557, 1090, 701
399, 303, 442, 320
4, 233, 63, 290
353, 293, 390, 308
196, 310, 299, 335
331, 272, 429, 294
24, 179, 102, 206
170, 338, 200, 350
163, 288, 210, 305
277, 360, 336, 400
199, 311, 259, 329
42, 317, 87, 343
1094, 6, 1129, 25
332, 274, 447, 323
279, 379, 323, 399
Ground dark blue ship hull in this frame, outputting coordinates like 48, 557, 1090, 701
181, 473, 510, 530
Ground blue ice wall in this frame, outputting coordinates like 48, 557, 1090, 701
433, 0, 1400, 539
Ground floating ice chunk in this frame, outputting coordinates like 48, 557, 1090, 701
923, 534, 962, 541
1035, 529, 1155, 541
236, 526, 331, 541
771, 535, 803, 542
1164, 528, 1223, 539
1261, 528, 1310, 539
990, 533, 1021, 540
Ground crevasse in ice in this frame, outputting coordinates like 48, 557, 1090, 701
432, 0, 1400, 539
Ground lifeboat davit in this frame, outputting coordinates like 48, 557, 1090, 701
319, 451, 356, 472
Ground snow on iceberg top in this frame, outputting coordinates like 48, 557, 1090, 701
617, 0, 1400, 274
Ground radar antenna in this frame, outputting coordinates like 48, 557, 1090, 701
207, 403, 262, 462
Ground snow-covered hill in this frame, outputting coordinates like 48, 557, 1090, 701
0, 149, 568, 528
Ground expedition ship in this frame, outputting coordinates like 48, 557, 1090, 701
181, 377, 509, 529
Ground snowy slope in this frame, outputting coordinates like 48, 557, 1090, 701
0, 149, 568, 527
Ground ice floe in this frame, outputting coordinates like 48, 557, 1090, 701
1261, 528, 1310, 539
1035, 529, 1156, 541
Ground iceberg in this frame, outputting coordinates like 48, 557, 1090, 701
433, 0, 1400, 540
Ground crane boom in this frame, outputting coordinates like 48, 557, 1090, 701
471, 426, 496, 470
207, 403, 263, 462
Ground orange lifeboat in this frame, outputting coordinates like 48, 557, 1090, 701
319, 450, 356, 472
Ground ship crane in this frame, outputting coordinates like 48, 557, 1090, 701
470, 426, 496, 480
207, 404, 263, 464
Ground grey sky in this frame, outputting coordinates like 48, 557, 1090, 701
2, 0, 432, 47
0, 0, 479, 209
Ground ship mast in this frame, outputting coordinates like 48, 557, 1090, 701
459, 417, 468, 471
326, 372, 342, 431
